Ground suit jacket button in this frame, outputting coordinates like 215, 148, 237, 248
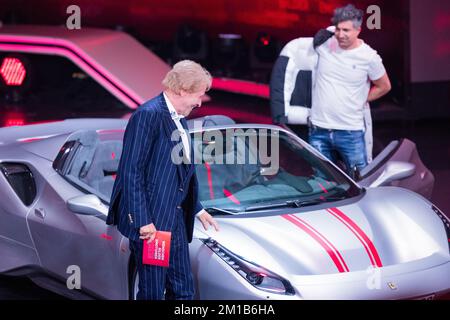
177, 205, 182, 210
179, 188, 184, 192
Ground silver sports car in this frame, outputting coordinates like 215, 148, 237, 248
0, 116, 449, 300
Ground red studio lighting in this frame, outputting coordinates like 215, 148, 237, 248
0, 57, 27, 86
260, 35, 270, 46
4, 111, 26, 127
5, 118, 25, 127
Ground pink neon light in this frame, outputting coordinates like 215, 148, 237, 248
0, 35, 142, 97
212, 78, 270, 99
0, 40, 140, 108
0, 37, 274, 109
0, 57, 26, 85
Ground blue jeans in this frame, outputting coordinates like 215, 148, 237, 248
309, 126, 367, 175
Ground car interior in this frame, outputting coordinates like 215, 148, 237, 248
59, 115, 364, 207
62, 130, 122, 202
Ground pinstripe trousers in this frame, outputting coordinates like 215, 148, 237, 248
129, 211, 195, 300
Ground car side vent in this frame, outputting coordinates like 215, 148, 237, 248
0, 163, 37, 206
432, 205, 450, 253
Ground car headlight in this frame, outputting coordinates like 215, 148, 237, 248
432, 205, 450, 253
201, 238, 295, 295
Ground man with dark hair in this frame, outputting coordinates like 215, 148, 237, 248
309, 4, 391, 174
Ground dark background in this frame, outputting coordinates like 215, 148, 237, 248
1, 0, 449, 119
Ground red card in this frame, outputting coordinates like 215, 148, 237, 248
143, 231, 171, 267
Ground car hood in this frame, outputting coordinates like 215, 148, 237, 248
195, 187, 449, 276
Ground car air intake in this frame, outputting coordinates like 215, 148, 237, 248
0, 163, 36, 206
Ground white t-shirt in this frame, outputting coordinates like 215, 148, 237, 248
311, 37, 386, 131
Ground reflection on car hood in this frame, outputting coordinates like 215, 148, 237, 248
196, 187, 448, 276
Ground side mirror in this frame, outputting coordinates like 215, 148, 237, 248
369, 161, 416, 188
67, 194, 108, 216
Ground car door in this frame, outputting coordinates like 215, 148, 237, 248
0, 161, 41, 272
26, 131, 129, 299
358, 138, 434, 199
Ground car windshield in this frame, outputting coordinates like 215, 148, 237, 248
59, 126, 361, 211
192, 127, 361, 213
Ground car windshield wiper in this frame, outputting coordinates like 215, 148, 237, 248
204, 207, 239, 216
244, 199, 324, 212
322, 195, 348, 202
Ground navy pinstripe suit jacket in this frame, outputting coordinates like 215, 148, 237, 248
106, 93, 203, 242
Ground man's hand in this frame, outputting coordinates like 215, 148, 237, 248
139, 223, 157, 244
197, 210, 220, 232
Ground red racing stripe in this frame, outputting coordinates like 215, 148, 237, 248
223, 189, 241, 205
327, 207, 383, 268
204, 162, 214, 200
327, 209, 376, 267
293, 216, 350, 272
318, 182, 329, 193
326, 208, 377, 267
282, 214, 349, 273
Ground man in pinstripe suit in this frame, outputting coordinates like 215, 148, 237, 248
107, 60, 219, 300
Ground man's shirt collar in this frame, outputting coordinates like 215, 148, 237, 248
163, 92, 185, 120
